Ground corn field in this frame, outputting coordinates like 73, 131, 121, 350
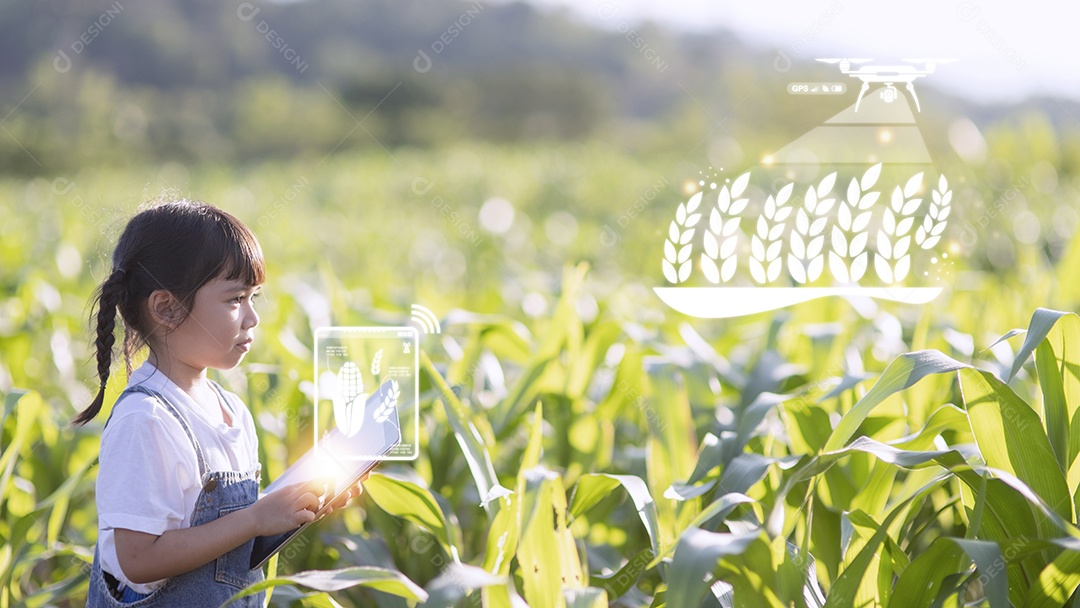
3, 140, 1080, 607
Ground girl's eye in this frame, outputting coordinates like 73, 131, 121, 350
233, 292, 261, 305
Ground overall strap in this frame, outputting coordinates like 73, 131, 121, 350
208, 380, 239, 420
115, 384, 210, 478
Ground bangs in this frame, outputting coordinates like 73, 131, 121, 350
214, 209, 266, 287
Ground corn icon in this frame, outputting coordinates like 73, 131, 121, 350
333, 361, 368, 437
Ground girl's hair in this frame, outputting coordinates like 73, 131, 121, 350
73, 200, 265, 426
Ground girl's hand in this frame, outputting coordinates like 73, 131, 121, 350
319, 471, 370, 517
249, 480, 326, 537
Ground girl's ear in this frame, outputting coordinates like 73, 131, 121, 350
147, 289, 185, 329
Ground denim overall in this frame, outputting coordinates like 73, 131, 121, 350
87, 383, 265, 607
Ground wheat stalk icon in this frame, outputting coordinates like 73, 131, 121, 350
874, 172, 924, 283
663, 191, 703, 284
701, 172, 750, 284
915, 174, 951, 249
750, 182, 794, 284
788, 172, 837, 284
371, 349, 383, 376
373, 379, 400, 424
829, 163, 882, 283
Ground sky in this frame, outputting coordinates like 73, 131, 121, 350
526, 0, 1079, 104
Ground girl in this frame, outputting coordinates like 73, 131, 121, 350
75, 200, 356, 606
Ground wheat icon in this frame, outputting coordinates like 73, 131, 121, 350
787, 172, 837, 284
829, 163, 882, 283
373, 379, 400, 424
663, 190, 703, 284
750, 182, 795, 284
700, 172, 750, 284
874, 172, 924, 284
915, 174, 952, 249
371, 349, 383, 376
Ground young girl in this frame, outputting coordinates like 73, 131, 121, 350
76, 200, 356, 606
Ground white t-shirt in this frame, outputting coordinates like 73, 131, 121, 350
96, 362, 260, 594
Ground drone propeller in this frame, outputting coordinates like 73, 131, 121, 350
816, 58, 873, 64
901, 58, 958, 64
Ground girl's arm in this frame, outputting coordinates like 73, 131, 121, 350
114, 480, 325, 584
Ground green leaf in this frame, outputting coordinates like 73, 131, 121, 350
218, 567, 428, 607
570, 473, 661, 555
667, 529, 759, 608
684, 432, 723, 486
824, 350, 968, 451
537, 263, 588, 362
951, 539, 1009, 608
265, 552, 279, 607
521, 401, 544, 472
493, 356, 554, 436
960, 367, 1074, 527
481, 401, 547, 608
566, 320, 622, 399
1023, 312, 1080, 498
0, 389, 36, 505
644, 363, 699, 551
0, 388, 28, 433
712, 535, 800, 607
482, 402, 544, 577
892, 538, 1008, 608
45, 455, 95, 547
824, 477, 948, 608
299, 593, 344, 608
1007, 308, 1075, 380
421, 351, 509, 515
363, 472, 460, 558
568, 475, 621, 519
423, 563, 507, 608
782, 399, 833, 454
1022, 549, 1080, 608
1036, 340, 1069, 471
564, 587, 609, 608
22, 573, 89, 608
517, 468, 585, 608
591, 548, 654, 600
731, 392, 790, 461
647, 493, 756, 569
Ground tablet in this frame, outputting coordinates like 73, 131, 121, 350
249, 379, 403, 569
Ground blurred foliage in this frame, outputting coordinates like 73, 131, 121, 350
2, 0, 1078, 174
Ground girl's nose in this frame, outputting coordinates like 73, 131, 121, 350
243, 302, 260, 330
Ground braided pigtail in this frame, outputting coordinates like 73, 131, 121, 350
73, 268, 127, 425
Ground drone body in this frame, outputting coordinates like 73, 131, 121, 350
817, 58, 956, 112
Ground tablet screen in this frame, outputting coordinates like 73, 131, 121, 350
261, 379, 404, 498
315, 326, 419, 460
251, 381, 403, 569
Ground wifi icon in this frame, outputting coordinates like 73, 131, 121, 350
410, 304, 441, 334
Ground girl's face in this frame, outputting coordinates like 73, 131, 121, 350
159, 276, 261, 371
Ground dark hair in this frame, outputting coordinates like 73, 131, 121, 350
73, 200, 265, 425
